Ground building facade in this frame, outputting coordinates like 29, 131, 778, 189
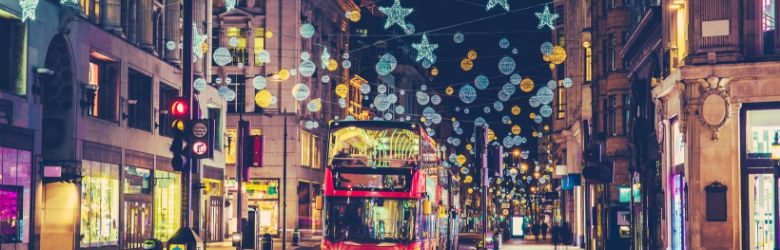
1, 0, 228, 249
216, 0, 358, 240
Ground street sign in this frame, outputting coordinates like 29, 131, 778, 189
192, 122, 207, 138
191, 119, 214, 159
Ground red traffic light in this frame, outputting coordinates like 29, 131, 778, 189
170, 98, 189, 118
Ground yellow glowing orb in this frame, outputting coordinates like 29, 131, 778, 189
487, 128, 496, 141
456, 154, 467, 165
420, 117, 426, 123
520, 78, 534, 92
467, 50, 478, 60
464, 175, 473, 184
550, 46, 567, 64
529, 112, 537, 119
544, 125, 550, 131
348, 10, 361, 22
466, 143, 473, 151
549, 63, 556, 70
542, 54, 551, 62
201, 41, 209, 55
451, 117, 457, 122
335, 84, 348, 98
511, 105, 521, 115
467, 188, 474, 194
532, 131, 539, 137
511, 125, 521, 135
255, 89, 273, 108
460, 58, 474, 71
431, 67, 439, 76
265, 30, 273, 38
445, 86, 454, 95
327, 59, 338, 71
278, 69, 290, 80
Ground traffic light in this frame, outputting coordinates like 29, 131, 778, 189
244, 135, 263, 168
584, 142, 602, 166
169, 97, 189, 172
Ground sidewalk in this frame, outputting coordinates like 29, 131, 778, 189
501, 238, 583, 250
204, 237, 321, 250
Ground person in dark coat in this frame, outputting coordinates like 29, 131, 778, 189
541, 222, 549, 240
531, 223, 540, 240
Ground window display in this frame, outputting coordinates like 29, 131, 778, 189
246, 179, 279, 235
80, 160, 120, 247
746, 109, 780, 159
0, 186, 21, 243
154, 171, 180, 241
0, 147, 31, 243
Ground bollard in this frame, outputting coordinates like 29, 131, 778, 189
291, 228, 301, 246
260, 233, 273, 250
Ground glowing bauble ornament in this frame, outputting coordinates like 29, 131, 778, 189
327, 59, 338, 71
484, 106, 492, 113
456, 154, 467, 165
563, 77, 573, 88
321, 75, 331, 83
512, 48, 519, 54
502, 83, 516, 96
513, 135, 524, 145
166, 41, 176, 51
548, 80, 557, 89
452, 121, 460, 128
498, 56, 516, 75
301, 51, 311, 60
225, 78, 232, 84
474, 75, 490, 90
431, 95, 442, 105
228, 37, 239, 48
466, 144, 473, 151
344, 116, 356, 121
455, 128, 463, 135
467, 50, 478, 60
498, 91, 511, 102
255, 89, 273, 108
291, 83, 310, 101
346, 10, 361, 22
213, 47, 233, 66
454, 32, 464, 43
359, 83, 371, 94
449, 153, 458, 163
534, 115, 543, 123
298, 60, 316, 77
536, 86, 554, 105
503, 136, 514, 148
194, 78, 207, 92
499, 37, 510, 49
403, 23, 416, 35
256, 50, 271, 63
550, 46, 567, 64
529, 96, 542, 108
379, 0, 413, 30
431, 67, 439, 76
540, 42, 554, 55
373, 94, 391, 111
421, 59, 433, 69
412, 33, 439, 64
493, 101, 504, 111
502, 116, 511, 124
459, 85, 477, 104
423, 107, 436, 119
252, 76, 267, 90
378, 85, 387, 94
335, 84, 348, 98
511, 105, 521, 115
461, 167, 470, 175
460, 58, 474, 72
376, 53, 397, 76
535, 5, 559, 30
529, 112, 537, 120
385, 113, 394, 121
307, 98, 322, 112
464, 108, 470, 114
509, 168, 519, 178
445, 86, 454, 95
510, 74, 522, 85
395, 105, 405, 114
540, 105, 553, 118
388, 93, 398, 104
475, 117, 486, 127
338, 98, 347, 108
520, 78, 535, 92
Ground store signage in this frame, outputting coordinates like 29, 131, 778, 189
43, 165, 62, 178
501, 203, 510, 209
191, 119, 214, 159
169, 244, 186, 250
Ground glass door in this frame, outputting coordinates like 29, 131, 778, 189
670, 173, 685, 250
748, 173, 775, 250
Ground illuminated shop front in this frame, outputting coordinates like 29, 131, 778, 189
0, 146, 32, 245
202, 166, 224, 242
122, 165, 152, 249
153, 170, 181, 241
669, 120, 686, 250
246, 179, 279, 235
742, 104, 780, 250
80, 160, 120, 248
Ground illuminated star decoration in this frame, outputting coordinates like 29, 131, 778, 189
379, 0, 414, 30
192, 23, 207, 58
225, 0, 236, 11
20, 0, 39, 21
412, 33, 439, 64
485, 0, 509, 11
535, 5, 559, 30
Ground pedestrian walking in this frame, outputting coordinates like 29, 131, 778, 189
541, 222, 549, 240
532, 223, 540, 240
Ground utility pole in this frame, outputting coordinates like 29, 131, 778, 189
236, 118, 248, 250
282, 113, 288, 250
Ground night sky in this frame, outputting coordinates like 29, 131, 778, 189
350, 0, 555, 161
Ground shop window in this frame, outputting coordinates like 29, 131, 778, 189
297, 181, 311, 229
311, 183, 321, 231
763, 0, 776, 55
312, 134, 321, 169
557, 81, 566, 119
128, 69, 153, 131
80, 160, 120, 247
584, 44, 592, 82
225, 128, 237, 164
226, 75, 246, 113
0, 147, 31, 243
154, 171, 180, 241
158, 83, 179, 137
671, 120, 685, 166
669, 0, 687, 68
623, 95, 631, 135
745, 108, 780, 159
80, 0, 102, 22
301, 131, 312, 167
208, 108, 223, 151
0, 186, 22, 243
245, 179, 279, 235
254, 28, 265, 65
88, 54, 119, 120
0, 13, 26, 96
124, 166, 151, 194
608, 96, 617, 136
211, 28, 221, 67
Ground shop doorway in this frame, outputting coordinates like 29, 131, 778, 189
40, 182, 78, 250
741, 103, 780, 250
670, 173, 686, 250
205, 196, 223, 242
123, 196, 152, 249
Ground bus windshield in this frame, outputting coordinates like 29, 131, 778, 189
324, 197, 417, 243
329, 126, 420, 168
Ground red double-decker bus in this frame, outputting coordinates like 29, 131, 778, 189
318, 121, 459, 250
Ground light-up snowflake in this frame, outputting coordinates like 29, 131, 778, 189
535, 5, 559, 30
21, 0, 39, 21
412, 33, 439, 64
193, 23, 207, 58
226, 0, 236, 12
379, 0, 413, 30
486, 0, 509, 11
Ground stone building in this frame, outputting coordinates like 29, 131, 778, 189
650, 0, 780, 248
0, 0, 228, 249
215, 0, 359, 240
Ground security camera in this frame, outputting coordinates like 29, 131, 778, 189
35, 67, 54, 76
